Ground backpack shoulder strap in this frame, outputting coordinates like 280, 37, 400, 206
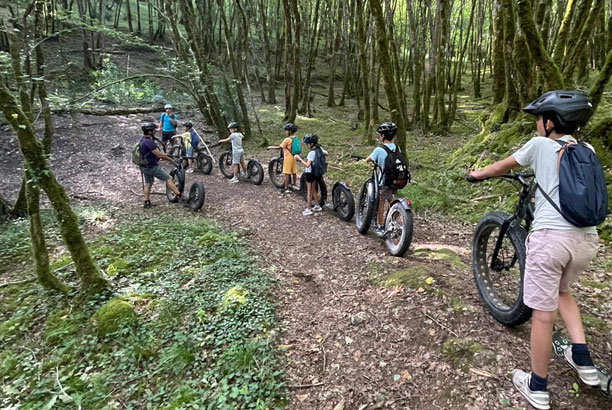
535, 182, 564, 216
381, 145, 393, 154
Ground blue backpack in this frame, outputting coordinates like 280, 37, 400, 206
537, 140, 609, 227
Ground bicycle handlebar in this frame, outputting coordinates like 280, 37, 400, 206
351, 155, 366, 161
466, 172, 534, 186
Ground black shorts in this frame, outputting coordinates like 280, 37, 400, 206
303, 173, 321, 183
161, 131, 175, 142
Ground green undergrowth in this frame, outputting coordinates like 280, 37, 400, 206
0, 214, 286, 409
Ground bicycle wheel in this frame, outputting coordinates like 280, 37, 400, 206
248, 161, 264, 185
219, 151, 234, 178
197, 153, 213, 174
333, 184, 355, 222
188, 182, 205, 211
355, 180, 375, 234
166, 169, 185, 203
472, 211, 531, 326
384, 203, 413, 256
268, 158, 285, 188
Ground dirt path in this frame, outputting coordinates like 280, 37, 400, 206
1, 114, 609, 409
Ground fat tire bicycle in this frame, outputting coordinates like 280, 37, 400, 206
352, 155, 413, 256
216, 145, 265, 185
165, 156, 206, 211
168, 134, 214, 175
299, 174, 355, 222
467, 172, 535, 326
268, 153, 286, 189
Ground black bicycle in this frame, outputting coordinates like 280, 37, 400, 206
299, 174, 355, 221
353, 155, 413, 256
217, 145, 264, 185
467, 172, 535, 326
166, 156, 206, 211
168, 135, 214, 175
268, 153, 286, 189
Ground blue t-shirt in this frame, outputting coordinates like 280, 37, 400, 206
370, 143, 397, 183
139, 137, 160, 168
160, 113, 178, 132
189, 130, 199, 149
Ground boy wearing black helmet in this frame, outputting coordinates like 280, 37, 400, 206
267, 123, 300, 193
365, 122, 400, 236
218, 122, 247, 183
138, 123, 182, 208
183, 122, 199, 173
295, 133, 328, 216
469, 91, 599, 410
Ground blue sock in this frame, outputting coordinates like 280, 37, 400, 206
529, 372, 548, 392
571, 343, 594, 366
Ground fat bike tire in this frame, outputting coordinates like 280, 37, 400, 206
249, 161, 265, 185
472, 211, 531, 326
197, 153, 213, 174
268, 158, 285, 188
384, 204, 413, 256
219, 151, 234, 178
188, 182, 205, 211
355, 181, 375, 234
166, 169, 185, 203
333, 185, 355, 221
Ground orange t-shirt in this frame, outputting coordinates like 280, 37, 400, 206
280, 137, 293, 156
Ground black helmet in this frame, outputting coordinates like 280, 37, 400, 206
283, 123, 298, 133
376, 122, 397, 138
523, 90, 593, 134
184, 121, 193, 129
227, 122, 239, 129
303, 133, 318, 145
141, 122, 157, 133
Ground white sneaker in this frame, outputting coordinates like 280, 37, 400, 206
564, 346, 600, 386
290, 184, 300, 191
512, 370, 550, 410
186, 168, 194, 174
312, 205, 323, 212
302, 208, 313, 216
230, 177, 239, 183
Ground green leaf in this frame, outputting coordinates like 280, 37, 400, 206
18, 124, 26, 129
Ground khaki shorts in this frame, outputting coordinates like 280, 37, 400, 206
523, 229, 599, 311
282, 154, 297, 175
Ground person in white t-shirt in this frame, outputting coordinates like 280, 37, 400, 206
469, 91, 598, 410
218, 122, 247, 183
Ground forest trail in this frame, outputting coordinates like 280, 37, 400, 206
1, 114, 609, 410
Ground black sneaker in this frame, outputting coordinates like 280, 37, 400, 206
143, 200, 153, 208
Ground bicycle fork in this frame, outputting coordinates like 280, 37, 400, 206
490, 216, 516, 271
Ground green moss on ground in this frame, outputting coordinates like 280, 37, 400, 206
441, 337, 497, 372
413, 248, 468, 270
382, 265, 430, 289
93, 298, 138, 337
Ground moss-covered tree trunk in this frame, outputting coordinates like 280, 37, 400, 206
369, 0, 406, 151
552, 0, 576, 60
0, 192, 12, 218
491, 1, 505, 104
0, 86, 107, 292
25, 169, 69, 292
516, 0, 564, 90
288, 0, 301, 121
589, 48, 612, 111
563, 0, 604, 84
356, 0, 372, 143
500, 0, 519, 113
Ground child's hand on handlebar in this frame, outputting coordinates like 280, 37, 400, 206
466, 170, 484, 182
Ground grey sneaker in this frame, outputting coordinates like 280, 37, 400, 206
302, 208, 313, 216
512, 370, 550, 410
312, 205, 323, 212
373, 224, 386, 238
290, 184, 300, 191
564, 346, 600, 386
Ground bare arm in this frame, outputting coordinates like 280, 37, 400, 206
152, 148, 173, 162
267, 145, 281, 150
469, 156, 518, 180
365, 155, 373, 163
219, 137, 231, 143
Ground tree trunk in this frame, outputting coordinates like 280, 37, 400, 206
516, 0, 564, 90
356, 0, 372, 143
500, 0, 519, 113
288, 0, 301, 121
281, 0, 293, 117
563, 0, 604, 84
25, 169, 70, 292
491, 0, 505, 104
369, 0, 407, 151
0, 86, 106, 292
589, 48, 612, 111
259, 0, 276, 103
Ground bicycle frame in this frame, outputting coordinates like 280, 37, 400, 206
489, 173, 535, 270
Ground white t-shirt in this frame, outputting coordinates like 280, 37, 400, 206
229, 132, 244, 152
305, 150, 316, 173
512, 135, 597, 233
